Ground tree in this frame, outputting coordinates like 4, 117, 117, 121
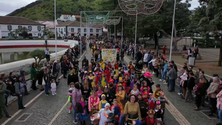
196, 0, 222, 66
29, 49, 46, 67
13, 29, 20, 38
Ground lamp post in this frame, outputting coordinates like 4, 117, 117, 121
44, 33, 48, 49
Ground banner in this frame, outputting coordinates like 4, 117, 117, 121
102, 49, 117, 64
84, 12, 110, 23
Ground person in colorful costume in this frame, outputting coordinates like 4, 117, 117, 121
99, 94, 107, 110
88, 90, 100, 114
94, 69, 101, 86
145, 109, 156, 125
101, 72, 108, 88
114, 62, 119, 76
110, 99, 121, 123
149, 93, 156, 110
104, 66, 111, 82
153, 84, 161, 101
116, 84, 126, 113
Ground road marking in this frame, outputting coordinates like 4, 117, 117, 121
165, 97, 191, 125
48, 101, 69, 125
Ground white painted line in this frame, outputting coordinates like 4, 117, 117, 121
2, 91, 44, 125
48, 101, 69, 125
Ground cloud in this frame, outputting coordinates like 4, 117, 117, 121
0, 0, 36, 16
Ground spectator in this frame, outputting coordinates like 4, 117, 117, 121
0, 78, 11, 118
185, 72, 195, 102
167, 65, 177, 92
30, 63, 38, 90
15, 76, 26, 109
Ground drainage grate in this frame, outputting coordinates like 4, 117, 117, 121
15, 113, 33, 122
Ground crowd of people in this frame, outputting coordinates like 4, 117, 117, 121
0, 35, 222, 125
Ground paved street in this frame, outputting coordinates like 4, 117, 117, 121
0, 44, 220, 125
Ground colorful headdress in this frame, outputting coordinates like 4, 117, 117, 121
147, 109, 155, 115
144, 72, 153, 78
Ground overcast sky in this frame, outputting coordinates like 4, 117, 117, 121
0, 0, 200, 16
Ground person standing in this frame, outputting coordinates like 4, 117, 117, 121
194, 78, 206, 110
216, 79, 222, 125
185, 72, 195, 102
207, 77, 220, 116
15, 76, 25, 109
143, 51, 148, 66
45, 48, 50, 62
30, 63, 38, 90
167, 65, 177, 92
194, 45, 199, 59
72, 82, 82, 124
43, 68, 51, 96
162, 45, 166, 54
0, 78, 11, 118
82, 56, 89, 67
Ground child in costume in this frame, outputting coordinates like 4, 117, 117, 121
101, 72, 107, 88
113, 75, 119, 84
94, 69, 101, 86
145, 109, 157, 125
155, 101, 163, 121
149, 93, 156, 110
153, 84, 161, 101
89, 72, 96, 89
77, 96, 89, 125
104, 66, 111, 82
68, 82, 75, 114
99, 94, 107, 110
158, 91, 168, 123
110, 99, 121, 124
130, 84, 140, 96
142, 88, 149, 103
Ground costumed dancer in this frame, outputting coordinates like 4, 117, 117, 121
101, 72, 108, 88
116, 84, 125, 113
145, 109, 157, 125
149, 93, 156, 110
155, 101, 163, 121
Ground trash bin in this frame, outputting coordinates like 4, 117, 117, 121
189, 57, 195, 66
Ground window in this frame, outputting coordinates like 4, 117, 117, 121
96, 29, 99, 32
78, 28, 81, 32
59, 28, 60, 32
84, 28, 86, 32
71, 28, 74, 32
18, 26, 22, 31
64, 28, 66, 31
28, 26, 32, 31
7, 25, 12, 31
90, 29, 93, 32
38, 33, 42, 36
37, 26, 41, 31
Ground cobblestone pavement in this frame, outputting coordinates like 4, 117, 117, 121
2, 43, 219, 125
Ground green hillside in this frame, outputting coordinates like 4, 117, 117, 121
7, 0, 117, 20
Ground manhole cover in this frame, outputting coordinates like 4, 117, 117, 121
15, 113, 33, 122
200, 110, 217, 119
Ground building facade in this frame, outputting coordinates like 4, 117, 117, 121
56, 21, 103, 38
0, 16, 45, 39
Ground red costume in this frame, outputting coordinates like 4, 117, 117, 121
145, 116, 156, 125
95, 71, 101, 86
104, 67, 111, 82
142, 92, 149, 102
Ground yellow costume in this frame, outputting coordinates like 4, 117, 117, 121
91, 48, 94, 55
99, 61, 105, 70
101, 77, 107, 88
89, 76, 96, 88
115, 69, 119, 76
116, 90, 125, 112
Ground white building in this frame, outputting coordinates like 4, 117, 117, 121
56, 21, 103, 37
36, 20, 55, 32
0, 16, 45, 39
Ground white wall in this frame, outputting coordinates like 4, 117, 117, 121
1, 24, 44, 38
0, 24, 2, 38
56, 26, 102, 37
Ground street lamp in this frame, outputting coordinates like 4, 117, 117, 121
44, 33, 48, 49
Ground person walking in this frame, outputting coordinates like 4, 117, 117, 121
0, 78, 11, 118
15, 76, 25, 109
162, 45, 166, 54
30, 63, 38, 90
45, 48, 50, 62
143, 51, 148, 66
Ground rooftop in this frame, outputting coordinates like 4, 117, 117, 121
0, 16, 44, 25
